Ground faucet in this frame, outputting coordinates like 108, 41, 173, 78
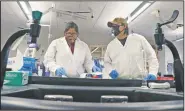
1, 11, 43, 89
154, 10, 184, 92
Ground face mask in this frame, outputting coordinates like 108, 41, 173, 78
111, 25, 121, 37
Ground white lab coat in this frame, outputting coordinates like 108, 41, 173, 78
44, 37, 94, 78
103, 33, 159, 79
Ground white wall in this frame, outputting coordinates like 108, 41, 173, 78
158, 39, 184, 75
1, 2, 28, 50
165, 40, 183, 74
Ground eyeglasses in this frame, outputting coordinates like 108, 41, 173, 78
65, 32, 77, 36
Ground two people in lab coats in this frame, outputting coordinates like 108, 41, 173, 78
104, 17, 159, 80
44, 22, 101, 77
44, 18, 159, 80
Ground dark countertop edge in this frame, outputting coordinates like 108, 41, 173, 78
1, 96, 183, 110
1, 84, 183, 97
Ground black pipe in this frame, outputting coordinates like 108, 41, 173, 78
165, 39, 184, 92
1, 29, 30, 89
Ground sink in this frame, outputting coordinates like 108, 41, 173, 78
2, 88, 183, 103
1, 84, 184, 110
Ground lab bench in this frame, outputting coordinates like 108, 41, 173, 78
1, 76, 184, 110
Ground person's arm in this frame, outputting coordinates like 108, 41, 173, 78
83, 45, 94, 73
43, 40, 61, 74
103, 46, 114, 78
141, 37, 159, 76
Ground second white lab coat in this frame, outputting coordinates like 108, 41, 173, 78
44, 37, 94, 78
103, 33, 159, 79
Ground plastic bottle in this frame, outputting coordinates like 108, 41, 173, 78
38, 64, 42, 76
45, 66, 50, 77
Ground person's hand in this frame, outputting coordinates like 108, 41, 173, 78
55, 68, 66, 76
109, 70, 119, 79
92, 66, 101, 72
144, 74, 157, 80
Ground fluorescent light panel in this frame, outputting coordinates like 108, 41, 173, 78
27, 15, 32, 21
27, 22, 50, 27
41, 24, 50, 27
19, 1, 32, 20
127, 2, 152, 24
19, 1, 30, 14
175, 38, 183, 42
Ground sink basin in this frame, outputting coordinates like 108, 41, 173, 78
1, 84, 183, 110
2, 88, 183, 103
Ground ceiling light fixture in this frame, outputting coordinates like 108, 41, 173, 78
127, 1, 154, 24
174, 38, 184, 42
17, 1, 32, 20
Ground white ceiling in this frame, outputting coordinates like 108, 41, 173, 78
129, 1, 183, 44
1, 1, 184, 52
1, 1, 28, 51
27, 1, 143, 46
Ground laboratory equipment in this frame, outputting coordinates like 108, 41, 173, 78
1, 11, 43, 89
154, 10, 184, 92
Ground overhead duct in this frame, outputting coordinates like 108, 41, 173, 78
54, 7, 93, 20
56, 10, 87, 20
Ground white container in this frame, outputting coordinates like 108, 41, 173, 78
101, 95, 128, 103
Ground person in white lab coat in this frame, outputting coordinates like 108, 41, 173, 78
103, 17, 159, 80
44, 21, 100, 78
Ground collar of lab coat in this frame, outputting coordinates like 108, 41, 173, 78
114, 37, 128, 49
59, 37, 82, 60
60, 36, 81, 42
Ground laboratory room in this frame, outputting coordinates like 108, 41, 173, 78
1, 0, 184, 110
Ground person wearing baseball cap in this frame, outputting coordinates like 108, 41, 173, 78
104, 17, 159, 80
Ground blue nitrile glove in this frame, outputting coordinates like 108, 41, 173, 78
94, 59, 100, 67
55, 68, 66, 76
93, 59, 102, 72
92, 66, 101, 72
109, 70, 119, 79
144, 74, 157, 80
